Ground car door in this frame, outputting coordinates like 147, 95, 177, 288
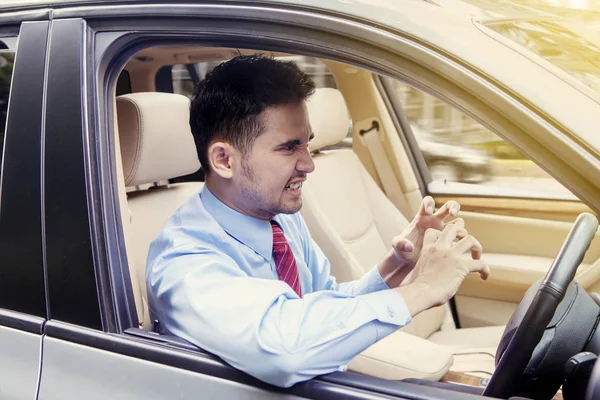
32, 3, 497, 400
0, 14, 50, 400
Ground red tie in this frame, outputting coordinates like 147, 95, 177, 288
271, 221, 303, 298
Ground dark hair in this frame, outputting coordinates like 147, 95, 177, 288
189, 55, 315, 174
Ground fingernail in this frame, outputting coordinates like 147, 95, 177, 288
451, 207, 458, 215
427, 206, 434, 214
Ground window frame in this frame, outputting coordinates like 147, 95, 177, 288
88, 0, 584, 339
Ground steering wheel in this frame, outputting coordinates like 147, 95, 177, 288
482, 213, 599, 399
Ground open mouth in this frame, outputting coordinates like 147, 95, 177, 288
284, 182, 303, 191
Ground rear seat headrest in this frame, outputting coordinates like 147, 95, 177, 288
117, 92, 201, 187
306, 88, 350, 152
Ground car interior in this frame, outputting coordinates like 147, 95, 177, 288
111, 44, 600, 395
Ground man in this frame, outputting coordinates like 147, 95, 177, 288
146, 55, 489, 388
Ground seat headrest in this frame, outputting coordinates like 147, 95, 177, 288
307, 88, 350, 152
117, 92, 200, 187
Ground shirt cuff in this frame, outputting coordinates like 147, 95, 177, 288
359, 289, 412, 340
352, 265, 391, 295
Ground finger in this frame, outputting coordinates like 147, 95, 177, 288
444, 218, 466, 239
392, 237, 414, 253
453, 235, 483, 260
467, 260, 491, 280
445, 217, 465, 228
423, 227, 441, 247
418, 196, 436, 216
438, 224, 468, 247
435, 200, 461, 218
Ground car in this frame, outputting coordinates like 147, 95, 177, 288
411, 125, 492, 184
2, 0, 600, 399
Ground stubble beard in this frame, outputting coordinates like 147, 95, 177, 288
240, 158, 301, 217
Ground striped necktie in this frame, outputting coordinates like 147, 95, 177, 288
270, 221, 303, 298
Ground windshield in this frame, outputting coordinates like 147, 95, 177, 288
483, 20, 600, 93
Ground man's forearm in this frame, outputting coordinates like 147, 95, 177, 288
395, 283, 431, 317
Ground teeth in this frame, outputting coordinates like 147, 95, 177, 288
286, 182, 302, 190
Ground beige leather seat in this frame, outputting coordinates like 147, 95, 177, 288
116, 92, 203, 330
301, 88, 504, 380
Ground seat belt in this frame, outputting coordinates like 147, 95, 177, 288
360, 120, 411, 214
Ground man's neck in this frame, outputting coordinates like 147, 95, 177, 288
205, 179, 271, 220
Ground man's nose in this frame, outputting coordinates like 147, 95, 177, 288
297, 148, 315, 174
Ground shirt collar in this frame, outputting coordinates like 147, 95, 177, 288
200, 186, 279, 260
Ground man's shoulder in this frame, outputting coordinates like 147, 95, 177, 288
151, 191, 228, 252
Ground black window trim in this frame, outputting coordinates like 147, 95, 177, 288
0, 20, 50, 321
43, 17, 104, 331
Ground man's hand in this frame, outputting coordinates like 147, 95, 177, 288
378, 196, 463, 287
396, 223, 490, 317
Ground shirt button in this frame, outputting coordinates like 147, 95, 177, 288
387, 305, 395, 318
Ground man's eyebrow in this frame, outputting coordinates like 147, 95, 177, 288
278, 133, 314, 148
278, 139, 303, 148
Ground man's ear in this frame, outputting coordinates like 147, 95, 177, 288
207, 142, 234, 179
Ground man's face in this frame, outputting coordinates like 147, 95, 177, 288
232, 102, 315, 219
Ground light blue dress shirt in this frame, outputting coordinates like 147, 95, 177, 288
146, 186, 411, 388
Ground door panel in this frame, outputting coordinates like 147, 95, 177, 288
453, 297, 515, 328
0, 325, 42, 400
38, 337, 307, 400
458, 211, 600, 263
453, 211, 600, 326
435, 196, 595, 223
